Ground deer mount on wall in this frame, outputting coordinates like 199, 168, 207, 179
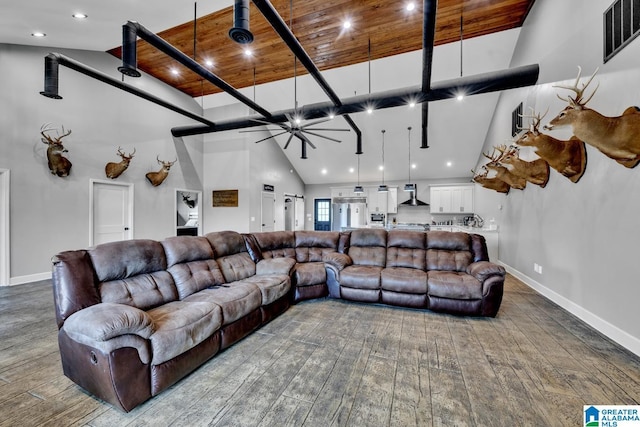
472, 167, 511, 194
40, 123, 73, 177
145, 156, 176, 187
105, 147, 136, 179
482, 148, 527, 190
545, 66, 640, 168
181, 192, 196, 208
516, 108, 587, 183
495, 144, 550, 188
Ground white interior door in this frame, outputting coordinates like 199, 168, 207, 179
91, 180, 134, 246
0, 169, 9, 286
295, 197, 305, 231
261, 192, 275, 232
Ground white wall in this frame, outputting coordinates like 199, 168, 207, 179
0, 43, 204, 283
475, 0, 640, 354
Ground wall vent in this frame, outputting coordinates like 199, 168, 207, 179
604, 0, 640, 62
511, 102, 523, 137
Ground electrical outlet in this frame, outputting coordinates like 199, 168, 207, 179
534, 263, 539, 273
538, 265, 543, 275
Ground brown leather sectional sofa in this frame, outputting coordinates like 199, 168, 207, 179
51, 228, 505, 412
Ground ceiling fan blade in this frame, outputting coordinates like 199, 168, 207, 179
239, 128, 282, 133
302, 130, 342, 143
302, 128, 350, 132
253, 131, 289, 144
299, 118, 331, 128
297, 132, 317, 149
283, 132, 295, 149
250, 118, 291, 131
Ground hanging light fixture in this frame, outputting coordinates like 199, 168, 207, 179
404, 126, 416, 192
353, 153, 364, 194
378, 129, 388, 193
456, 2, 465, 100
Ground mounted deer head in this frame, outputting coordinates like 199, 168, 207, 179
40, 123, 72, 177
181, 192, 196, 208
546, 66, 640, 168
496, 144, 550, 188
145, 156, 176, 187
471, 167, 510, 194
105, 147, 136, 179
516, 108, 587, 183
482, 148, 527, 190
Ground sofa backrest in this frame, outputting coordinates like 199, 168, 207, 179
294, 230, 339, 262
386, 230, 426, 270
426, 231, 473, 272
252, 231, 296, 259
347, 228, 387, 267
162, 236, 225, 299
88, 239, 178, 310
206, 231, 256, 282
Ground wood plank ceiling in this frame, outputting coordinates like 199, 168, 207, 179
108, 0, 536, 98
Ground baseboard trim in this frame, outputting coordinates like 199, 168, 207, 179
499, 261, 640, 358
8, 272, 52, 286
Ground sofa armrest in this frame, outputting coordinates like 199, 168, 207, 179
466, 261, 506, 283
322, 252, 352, 271
63, 303, 154, 342
256, 257, 296, 276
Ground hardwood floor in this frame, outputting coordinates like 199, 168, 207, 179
1, 275, 639, 426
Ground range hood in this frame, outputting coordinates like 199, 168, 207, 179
400, 184, 429, 206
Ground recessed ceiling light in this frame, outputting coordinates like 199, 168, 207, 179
205, 59, 214, 67
321, 168, 328, 175
31, 32, 46, 38
171, 68, 180, 76
411, 163, 417, 169
456, 94, 464, 101
72, 13, 88, 19
406, 2, 416, 11
343, 20, 352, 29
349, 167, 355, 173
244, 48, 253, 57
378, 165, 384, 171
366, 107, 373, 114
446, 161, 453, 167
328, 113, 335, 119
409, 101, 416, 108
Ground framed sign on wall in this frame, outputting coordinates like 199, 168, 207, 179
212, 189, 238, 207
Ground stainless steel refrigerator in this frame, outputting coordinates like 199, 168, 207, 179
331, 198, 367, 231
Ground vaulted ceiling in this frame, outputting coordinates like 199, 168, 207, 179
107, 0, 535, 97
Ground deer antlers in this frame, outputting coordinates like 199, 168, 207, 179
553, 66, 600, 108
40, 123, 72, 144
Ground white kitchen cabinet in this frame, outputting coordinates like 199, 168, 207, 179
366, 187, 388, 214
430, 185, 474, 214
331, 187, 364, 199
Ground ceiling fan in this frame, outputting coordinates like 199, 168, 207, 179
239, 112, 349, 158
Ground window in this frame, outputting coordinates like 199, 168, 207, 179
604, 0, 640, 62
511, 102, 523, 137
316, 200, 330, 222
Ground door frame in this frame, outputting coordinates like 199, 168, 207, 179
175, 188, 203, 236
89, 179, 134, 246
314, 197, 332, 231
0, 169, 9, 286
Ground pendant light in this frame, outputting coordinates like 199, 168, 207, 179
404, 126, 416, 192
353, 153, 364, 194
378, 129, 388, 193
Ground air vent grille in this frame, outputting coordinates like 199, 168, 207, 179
511, 102, 523, 137
604, 0, 640, 62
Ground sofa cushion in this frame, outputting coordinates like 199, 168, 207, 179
295, 231, 339, 262
256, 257, 296, 276
339, 265, 383, 290
348, 229, 387, 267
386, 230, 426, 270
253, 231, 296, 259
168, 260, 226, 300
147, 301, 222, 365
183, 282, 262, 325
99, 271, 178, 311
381, 267, 428, 294
426, 230, 473, 272
162, 236, 215, 268
242, 275, 291, 305
427, 271, 482, 300
294, 262, 326, 286
90, 239, 178, 310
216, 253, 256, 282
